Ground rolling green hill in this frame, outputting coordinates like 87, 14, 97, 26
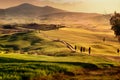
0, 25, 120, 80
0, 31, 67, 55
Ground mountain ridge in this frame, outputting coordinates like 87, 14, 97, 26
0, 3, 66, 17
0, 3, 111, 26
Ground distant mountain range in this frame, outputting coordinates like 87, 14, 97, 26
0, 3, 111, 27
0, 3, 65, 17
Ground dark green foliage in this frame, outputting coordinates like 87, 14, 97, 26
23, 23, 65, 31
110, 12, 120, 42
0, 44, 20, 50
0, 31, 44, 51
0, 56, 118, 80
0, 57, 27, 63
4, 45, 20, 50
0, 35, 10, 40
2, 24, 16, 29
0, 57, 69, 80
22, 47, 30, 52
22, 35, 43, 45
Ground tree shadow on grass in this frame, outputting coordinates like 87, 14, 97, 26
0, 57, 117, 80
0, 56, 115, 70
54, 62, 99, 70
0, 57, 32, 63
0, 57, 100, 70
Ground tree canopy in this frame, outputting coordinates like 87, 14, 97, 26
110, 12, 120, 42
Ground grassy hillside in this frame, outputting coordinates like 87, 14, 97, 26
0, 26, 120, 80
0, 26, 119, 56
0, 31, 67, 55
38, 27, 120, 55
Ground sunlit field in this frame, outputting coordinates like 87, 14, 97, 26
0, 25, 120, 80
39, 27, 120, 55
0, 1, 120, 79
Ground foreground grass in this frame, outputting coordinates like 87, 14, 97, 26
0, 53, 120, 80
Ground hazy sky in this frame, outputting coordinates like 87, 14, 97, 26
0, 0, 120, 13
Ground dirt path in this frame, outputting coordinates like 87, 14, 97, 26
40, 31, 120, 62
40, 32, 76, 52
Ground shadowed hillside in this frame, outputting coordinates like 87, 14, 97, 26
0, 9, 5, 18
0, 3, 66, 17
0, 31, 67, 54
0, 3, 111, 26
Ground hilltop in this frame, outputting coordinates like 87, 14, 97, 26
0, 3, 65, 17
0, 3, 111, 27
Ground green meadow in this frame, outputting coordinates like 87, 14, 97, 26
0, 27, 120, 80
0, 53, 120, 80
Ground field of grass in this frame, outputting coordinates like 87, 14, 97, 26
0, 53, 120, 80
0, 31, 67, 55
0, 26, 120, 80
38, 27, 120, 55
0, 26, 119, 55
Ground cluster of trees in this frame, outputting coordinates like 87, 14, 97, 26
24, 23, 65, 31
110, 12, 120, 42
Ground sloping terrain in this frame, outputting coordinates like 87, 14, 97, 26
38, 27, 119, 55
0, 22, 120, 80
0, 3, 111, 26
0, 3, 65, 17
0, 9, 5, 18
39, 12, 111, 27
0, 31, 66, 54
